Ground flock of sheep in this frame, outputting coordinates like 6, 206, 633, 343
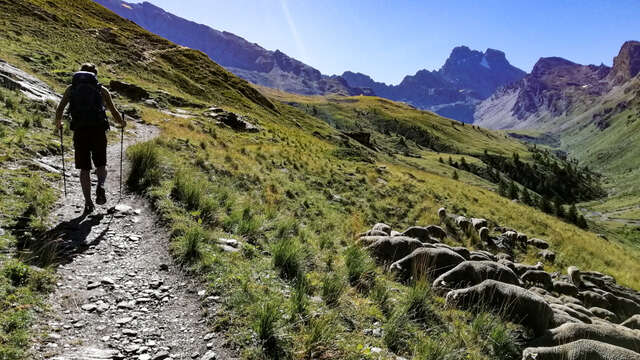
359, 208, 640, 360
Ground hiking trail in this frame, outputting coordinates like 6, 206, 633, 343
30, 123, 234, 360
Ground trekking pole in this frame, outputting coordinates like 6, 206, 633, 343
119, 111, 125, 202
59, 127, 68, 198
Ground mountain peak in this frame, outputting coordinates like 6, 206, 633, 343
531, 57, 578, 77
610, 40, 640, 84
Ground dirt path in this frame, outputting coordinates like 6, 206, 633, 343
30, 124, 233, 360
582, 206, 640, 226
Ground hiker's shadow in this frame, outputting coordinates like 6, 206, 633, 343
48, 211, 114, 262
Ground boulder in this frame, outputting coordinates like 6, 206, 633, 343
432, 261, 521, 293
445, 280, 553, 335
109, 80, 149, 101
213, 112, 260, 132
390, 247, 465, 281
522, 339, 640, 360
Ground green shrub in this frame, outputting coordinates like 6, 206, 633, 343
320, 272, 345, 306
272, 237, 302, 279
2, 261, 30, 287
127, 141, 162, 191
20, 176, 55, 222
172, 226, 205, 264
370, 280, 390, 315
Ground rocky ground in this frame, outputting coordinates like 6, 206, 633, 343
30, 124, 234, 360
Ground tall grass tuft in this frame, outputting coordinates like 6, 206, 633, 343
320, 272, 345, 306
272, 237, 302, 279
344, 245, 375, 288
303, 315, 334, 358
383, 310, 413, 355
172, 169, 204, 210
127, 141, 162, 192
172, 226, 205, 264
405, 280, 438, 324
253, 302, 281, 354
290, 273, 309, 317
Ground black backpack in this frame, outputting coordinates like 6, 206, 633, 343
68, 71, 108, 130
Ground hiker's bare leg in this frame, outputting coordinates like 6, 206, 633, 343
80, 169, 93, 205
96, 166, 107, 187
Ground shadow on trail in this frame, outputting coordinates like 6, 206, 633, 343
15, 209, 115, 267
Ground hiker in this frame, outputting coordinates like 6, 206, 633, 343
55, 63, 126, 213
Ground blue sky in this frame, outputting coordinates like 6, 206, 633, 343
129, 0, 639, 85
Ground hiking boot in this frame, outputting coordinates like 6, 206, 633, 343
96, 185, 107, 205
84, 202, 95, 214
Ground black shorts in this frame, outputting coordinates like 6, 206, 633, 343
73, 128, 107, 170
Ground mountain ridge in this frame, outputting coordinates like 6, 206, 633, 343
93, 0, 363, 96
342, 46, 526, 122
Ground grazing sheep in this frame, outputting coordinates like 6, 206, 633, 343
496, 253, 513, 262
437, 207, 447, 222
433, 244, 470, 260
471, 218, 488, 230
445, 280, 553, 335
478, 227, 489, 243
358, 235, 391, 246
528, 238, 550, 249
390, 247, 465, 281
559, 295, 584, 306
470, 253, 493, 261
390, 230, 402, 236
530, 286, 550, 296
514, 262, 544, 276
567, 266, 582, 288
522, 270, 554, 290
503, 231, 518, 244
553, 280, 580, 297
538, 250, 556, 263
621, 315, 640, 330
550, 308, 585, 327
372, 223, 392, 235
609, 296, 640, 322
522, 339, 640, 360
455, 216, 472, 233
432, 261, 522, 293
401, 226, 445, 243
565, 303, 595, 319
498, 259, 516, 272
365, 236, 426, 264
590, 307, 617, 322
528, 322, 640, 354
580, 291, 611, 310
550, 304, 593, 324
517, 232, 528, 246
359, 229, 390, 237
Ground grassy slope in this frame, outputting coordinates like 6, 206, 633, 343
1, 0, 639, 358
552, 78, 640, 244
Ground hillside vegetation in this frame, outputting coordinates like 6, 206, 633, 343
1, 1, 639, 359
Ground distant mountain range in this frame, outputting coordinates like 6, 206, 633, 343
93, 0, 526, 123
342, 46, 526, 122
474, 41, 640, 130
